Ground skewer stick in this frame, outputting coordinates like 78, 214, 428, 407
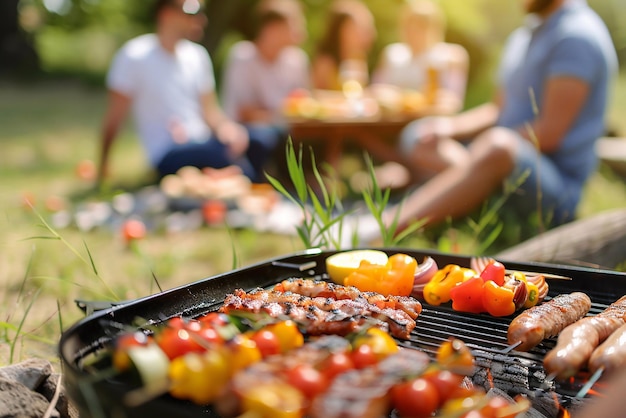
576, 367, 605, 398
505, 270, 572, 280
499, 340, 522, 354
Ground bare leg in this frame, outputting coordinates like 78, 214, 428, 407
408, 135, 469, 182
387, 127, 519, 228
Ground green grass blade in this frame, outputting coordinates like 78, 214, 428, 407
266, 173, 301, 207
10, 288, 41, 363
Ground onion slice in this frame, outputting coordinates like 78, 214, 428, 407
411, 256, 439, 299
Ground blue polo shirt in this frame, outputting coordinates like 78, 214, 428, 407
497, 0, 618, 184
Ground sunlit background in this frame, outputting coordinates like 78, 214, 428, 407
4, 0, 625, 111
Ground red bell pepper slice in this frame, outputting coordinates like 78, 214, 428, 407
479, 260, 506, 286
449, 277, 485, 314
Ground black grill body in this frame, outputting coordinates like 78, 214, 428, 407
59, 248, 626, 418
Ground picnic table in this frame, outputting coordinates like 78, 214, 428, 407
287, 115, 414, 168
283, 86, 442, 169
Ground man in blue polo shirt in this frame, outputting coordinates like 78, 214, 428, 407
376, 0, 619, 235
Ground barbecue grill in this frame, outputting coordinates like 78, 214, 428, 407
59, 248, 626, 418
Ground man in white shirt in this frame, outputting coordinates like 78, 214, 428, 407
98, 0, 271, 184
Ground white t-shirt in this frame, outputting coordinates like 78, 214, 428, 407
221, 40, 310, 124
107, 34, 215, 166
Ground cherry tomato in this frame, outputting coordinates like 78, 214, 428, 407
350, 343, 378, 369
112, 331, 151, 371
285, 364, 328, 400
227, 334, 262, 373
198, 312, 229, 327
352, 328, 398, 361
250, 329, 281, 358
478, 395, 530, 418
116, 331, 150, 349
184, 319, 202, 332
241, 383, 304, 418
436, 338, 475, 376
478, 396, 510, 418
166, 316, 187, 329
391, 377, 440, 418
194, 326, 223, 347
156, 327, 203, 360
265, 320, 304, 353
321, 352, 355, 381
423, 369, 465, 406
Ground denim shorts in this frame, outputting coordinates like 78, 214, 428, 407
505, 132, 580, 225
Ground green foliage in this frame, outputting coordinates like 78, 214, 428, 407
21, 0, 624, 94
359, 155, 426, 247
267, 139, 429, 250
266, 138, 351, 250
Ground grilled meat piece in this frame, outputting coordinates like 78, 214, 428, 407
507, 292, 592, 351
221, 287, 417, 339
309, 349, 430, 418
275, 278, 423, 319
544, 295, 626, 380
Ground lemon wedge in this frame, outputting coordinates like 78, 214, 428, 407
325, 250, 389, 284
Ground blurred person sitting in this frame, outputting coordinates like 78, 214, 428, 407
221, 0, 309, 170
222, 0, 309, 126
98, 0, 273, 185
372, 0, 469, 115
353, 0, 618, 245
311, 0, 377, 91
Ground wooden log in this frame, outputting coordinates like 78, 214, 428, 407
495, 208, 626, 269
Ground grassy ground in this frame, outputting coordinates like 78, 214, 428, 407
0, 80, 303, 364
1, 75, 626, 366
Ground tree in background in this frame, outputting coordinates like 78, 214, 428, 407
4, 0, 623, 88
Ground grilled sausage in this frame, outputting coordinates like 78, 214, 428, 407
588, 321, 626, 375
543, 295, 626, 380
507, 292, 591, 351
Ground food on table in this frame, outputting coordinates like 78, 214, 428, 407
588, 322, 626, 376
220, 286, 417, 339
325, 250, 389, 285
507, 292, 592, 351
544, 295, 626, 380
159, 165, 251, 200
282, 88, 380, 120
